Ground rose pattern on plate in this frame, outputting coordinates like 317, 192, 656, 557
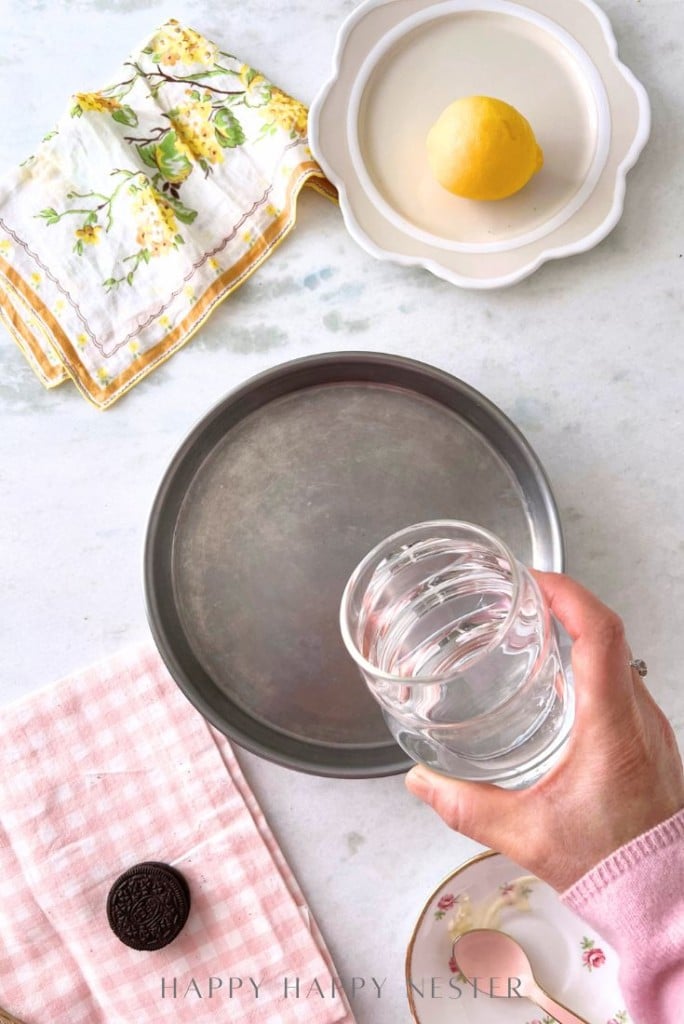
434, 891, 465, 920
447, 950, 466, 983
434, 875, 537, 980
581, 935, 607, 971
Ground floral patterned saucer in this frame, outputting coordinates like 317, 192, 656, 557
405, 850, 629, 1024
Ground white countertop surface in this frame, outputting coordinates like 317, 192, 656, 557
1, 1, 683, 1021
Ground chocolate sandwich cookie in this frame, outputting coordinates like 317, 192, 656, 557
106, 861, 190, 951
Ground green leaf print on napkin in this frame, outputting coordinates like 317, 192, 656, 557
34, 18, 309, 291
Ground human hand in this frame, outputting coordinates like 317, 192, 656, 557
405, 571, 684, 892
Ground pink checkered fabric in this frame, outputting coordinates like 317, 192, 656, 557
0, 646, 355, 1024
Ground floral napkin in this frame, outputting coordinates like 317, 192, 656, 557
0, 20, 335, 408
0, 644, 355, 1024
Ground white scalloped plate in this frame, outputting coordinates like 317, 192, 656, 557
309, 0, 650, 289
405, 850, 631, 1024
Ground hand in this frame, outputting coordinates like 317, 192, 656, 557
405, 571, 684, 892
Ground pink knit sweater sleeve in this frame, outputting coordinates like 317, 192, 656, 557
560, 808, 684, 1024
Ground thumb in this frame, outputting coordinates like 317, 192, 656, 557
405, 765, 526, 853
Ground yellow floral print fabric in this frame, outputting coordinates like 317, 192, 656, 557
0, 19, 335, 408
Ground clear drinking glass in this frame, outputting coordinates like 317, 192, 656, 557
340, 521, 574, 788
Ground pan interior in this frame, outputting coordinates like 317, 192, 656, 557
171, 381, 531, 748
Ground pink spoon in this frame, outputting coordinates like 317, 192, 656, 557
452, 929, 591, 1024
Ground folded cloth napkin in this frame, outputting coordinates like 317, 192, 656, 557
0, 19, 335, 409
0, 646, 355, 1024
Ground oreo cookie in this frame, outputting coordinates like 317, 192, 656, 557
106, 861, 190, 951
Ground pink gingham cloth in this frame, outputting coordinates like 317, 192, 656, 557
0, 645, 355, 1024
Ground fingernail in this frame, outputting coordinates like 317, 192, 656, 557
405, 765, 432, 800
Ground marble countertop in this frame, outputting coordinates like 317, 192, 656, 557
1, 1, 683, 1021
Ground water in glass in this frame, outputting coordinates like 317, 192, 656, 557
346, 525, 573, 787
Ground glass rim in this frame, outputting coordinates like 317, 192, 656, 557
339, 519, 524, 686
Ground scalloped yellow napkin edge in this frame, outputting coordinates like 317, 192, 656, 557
0, 19, 336, 409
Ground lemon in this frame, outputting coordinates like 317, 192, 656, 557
426, 96, 544, 201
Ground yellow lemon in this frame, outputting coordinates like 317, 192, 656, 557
426, 96, 544, 201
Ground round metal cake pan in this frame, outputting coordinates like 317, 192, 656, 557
144, 352, 564, 778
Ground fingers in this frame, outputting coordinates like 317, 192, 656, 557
405, 765, 525, 853
531, 571, 634, 709
405, 766, 585, 891
531, 570, 624, 646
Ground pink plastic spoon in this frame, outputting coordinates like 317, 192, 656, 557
452, 929, 591, 1024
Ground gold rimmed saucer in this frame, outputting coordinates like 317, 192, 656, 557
405, 850, 630, 1023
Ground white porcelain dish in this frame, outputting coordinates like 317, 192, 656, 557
310, 0, 650, 288
405, 850, 631, 1023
